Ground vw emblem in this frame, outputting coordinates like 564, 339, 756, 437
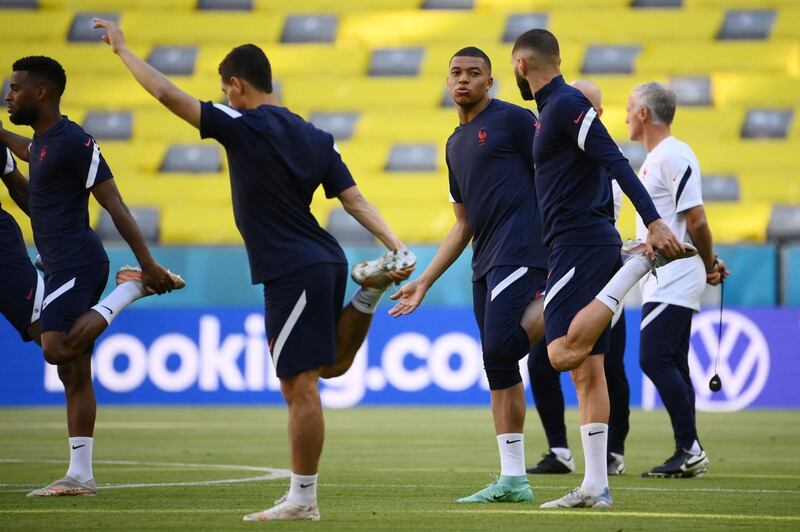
689, 309, 770, 412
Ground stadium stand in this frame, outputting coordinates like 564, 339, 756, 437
0, 0, 797, 246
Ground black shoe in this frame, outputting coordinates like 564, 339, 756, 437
526, 451, 575, 474
641, 449, 709, 478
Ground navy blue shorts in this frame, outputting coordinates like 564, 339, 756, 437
473, 265, 547, 366
543, 245, 620, 355
264, 262, 348, 379
639, 302, 693, 364
0, 259, 43, 342
41, 262, 109, 334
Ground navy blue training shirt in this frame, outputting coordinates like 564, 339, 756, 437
28, 118, 111, 273
200, 102, 355, 284
0, 147, 31, 268
532, 75, 660, 248
446, 98, 548, 281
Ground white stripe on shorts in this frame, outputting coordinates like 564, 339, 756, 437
271, 290, 307, 371
42, 277, 76, 310
30, 272, 45, 324
3, 147, 14, 176
640, 303, 669, 331
490, 266, 528, 302
543, 267, 575, 311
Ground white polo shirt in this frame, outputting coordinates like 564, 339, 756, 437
635, 136, 707, 311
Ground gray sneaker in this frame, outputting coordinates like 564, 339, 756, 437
351, 249, 416, 289
607, 452, 625, 476
540, 486, 612, 509
622, 240, 697, 270
26, 476, 96, 497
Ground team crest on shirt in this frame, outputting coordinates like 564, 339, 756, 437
535, 120, 542, 136
38, 146, 47, 161
477, 127, 488, 145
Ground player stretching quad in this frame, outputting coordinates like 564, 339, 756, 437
94, 19, 415, 522
526, 80, 631, 478
511, 29, 696, 508
390, 47, 550, 503
1, 56, 184, 497
625, 82, 728, 478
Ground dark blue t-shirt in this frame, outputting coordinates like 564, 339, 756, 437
446, 99, 547, 281
0, 147, 31, 270
28, 118, 111, 273
532, 75, 659, 248
200, 102, 355, 284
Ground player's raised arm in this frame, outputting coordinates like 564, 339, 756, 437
94, 18, 200, 128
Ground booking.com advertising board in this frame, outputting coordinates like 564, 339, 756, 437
0, 307, 798, 410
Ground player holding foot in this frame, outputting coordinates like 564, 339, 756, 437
390, 47, 547, 504
511, 29, 694, 508
526, 80, 630, 477
625, 82, 728, 478
2, 56, 184, 497
94, 19, 413, 521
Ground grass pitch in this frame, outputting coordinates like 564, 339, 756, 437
0, 407, 798, 530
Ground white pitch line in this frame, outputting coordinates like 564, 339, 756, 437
319, 483, 800, 495
447, 509, 800, 522
0, 458, 290, 493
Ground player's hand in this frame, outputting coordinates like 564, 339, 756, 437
93, 18, 127, 54
646, 219, 685, 260
388, 279, 427, 317
141, 262, 179, 295
706, 257, 730, 286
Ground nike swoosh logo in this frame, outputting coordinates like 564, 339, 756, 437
588, 431, 605, 436
25, 287, 33, 300
506, 439, 521, 444
84, 139, 92, 147
71, 444, 86, 450
573, 111, 585, 124
101, 305, 114, 315
608, 295, 620, 305
299, 482, 315, 489
492, 494, 504, 500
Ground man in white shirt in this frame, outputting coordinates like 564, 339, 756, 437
626, 82, 729, 478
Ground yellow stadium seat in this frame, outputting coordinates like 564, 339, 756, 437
638, 40, 796, 75
549, 9, 720, 43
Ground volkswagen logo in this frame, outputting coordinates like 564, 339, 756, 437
689, 309, 770, 412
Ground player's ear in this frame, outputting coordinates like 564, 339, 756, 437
486, 76, 494, 91
34, 84, 48, 102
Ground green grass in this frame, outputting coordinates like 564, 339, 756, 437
0, 407, 799, 530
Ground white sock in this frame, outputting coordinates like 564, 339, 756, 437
287, 473, 317, 506
595, 256, 650, 312
687, 439, 702, 455
497, 433, 526, 477
580, 423, 608, 496
91, 281, 146, 325
551, 447, 572, 461
350, 286, 385, 314
66, 437, 93, 483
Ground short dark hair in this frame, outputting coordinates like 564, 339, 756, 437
512, 29, 560, 60
218, 44, 273, 93
12, 55, 67, 97
450, 46, 491, 72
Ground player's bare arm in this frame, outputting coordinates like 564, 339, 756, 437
0, 120, 32, 162
1, 167, 30, 214
337, 185, 414, 283
94, 18, 201, 129
90, 179, 178, 294
389, 202, 473, 317
684, 205, 729, 285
